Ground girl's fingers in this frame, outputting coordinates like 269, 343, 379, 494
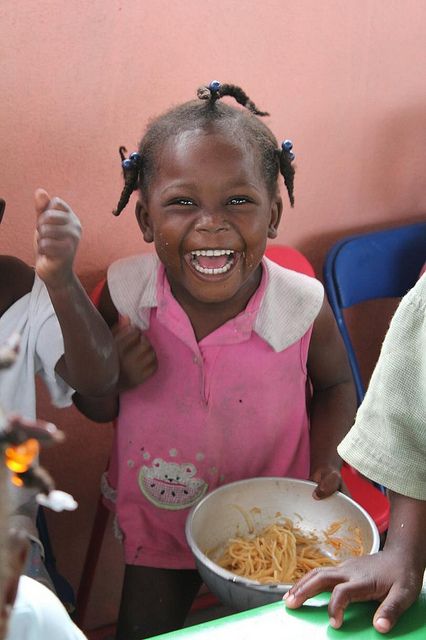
35, 189, 72, 216
118, 315, 131, 329
37, 224, 80, 242
114, 327, 143, 351
312, 470, 341, 499
49, 196, 72, 213
285, 568, 341, 607
38, 211, 74, 226
37, 237, 76, 257
373, 583, 419, 634
327, 581, 372, 628
34, 188, 51, 215
114, 326, 152, 353
112, 317, 134, 337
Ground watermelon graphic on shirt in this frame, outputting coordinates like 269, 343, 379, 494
139, 458, 208, 510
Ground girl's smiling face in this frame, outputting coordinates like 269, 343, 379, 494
136, 129, 282, 313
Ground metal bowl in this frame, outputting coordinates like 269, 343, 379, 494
185, 477, 380, 612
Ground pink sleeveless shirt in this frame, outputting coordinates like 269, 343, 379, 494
105, 254, 323, 568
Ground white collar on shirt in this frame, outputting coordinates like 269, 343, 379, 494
108, 254, 324, 352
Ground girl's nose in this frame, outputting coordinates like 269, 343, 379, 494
194, 210, 230, 234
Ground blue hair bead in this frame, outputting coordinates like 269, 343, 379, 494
208, 80, 221, 93
129, 152, 141, 164
122, 158, 134, 170
282, 139, 293, 152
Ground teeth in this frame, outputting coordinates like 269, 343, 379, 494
193, 262, 233, 275
191, 249, 234, 257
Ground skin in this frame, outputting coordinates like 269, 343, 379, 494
285, 491, 426, 633
0, 191, 118, 396
0, 531, 28, 640
74, 128, 357, 640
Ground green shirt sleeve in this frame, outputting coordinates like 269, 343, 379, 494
338, 275, 426, 500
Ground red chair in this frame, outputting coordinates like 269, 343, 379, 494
75, 245, 388, 628
265, 245, 389, 533
265, 244, 316, 277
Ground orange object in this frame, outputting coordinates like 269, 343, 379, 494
5, 438, 39, 473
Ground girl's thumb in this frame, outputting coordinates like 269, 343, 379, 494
34, 188, 51, 216
119, 315, 131, 329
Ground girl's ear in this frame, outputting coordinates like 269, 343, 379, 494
135, 200, 154, 243
267, 195, 283, 239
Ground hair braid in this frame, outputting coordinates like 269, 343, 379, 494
112, 149, 141, 216
219, 84, 269, 116
197, 82, 269, 116
278, 149, 295, 207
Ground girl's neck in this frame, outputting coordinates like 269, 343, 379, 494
168, 266, 263, 342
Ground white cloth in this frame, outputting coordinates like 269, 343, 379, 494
108, 254, 324, 352
338, 273, 426, 500
7, 576, 87, 640
0, 274, 74, 529
0, 273, 74, 418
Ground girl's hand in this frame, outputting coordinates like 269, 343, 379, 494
310, 464, 341, 499
34, 188, 81, 289
114, 317, 158, 391
284, 550, 423, 634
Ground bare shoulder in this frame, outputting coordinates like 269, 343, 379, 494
0, 256, 35, 316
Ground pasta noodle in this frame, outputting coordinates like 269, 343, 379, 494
215, 518, 363, 584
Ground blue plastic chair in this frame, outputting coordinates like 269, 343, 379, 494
323, 221, 426, 405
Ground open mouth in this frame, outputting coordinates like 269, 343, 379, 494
189, 249, 237, 275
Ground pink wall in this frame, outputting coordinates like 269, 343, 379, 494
2, 0, 426, 631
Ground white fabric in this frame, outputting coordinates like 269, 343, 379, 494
0, 274, 74, 523
0, 273, 74, 418
7, 576, 87, 640
338, 273, 426, 500
108, 254, 324, 352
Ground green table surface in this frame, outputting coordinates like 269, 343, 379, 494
151, 591, 426, 639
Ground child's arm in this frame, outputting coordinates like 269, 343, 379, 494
285, 491, 426, 633
307, 299, 357, 498
34, 189, 118, 397
73, 283, 157, 422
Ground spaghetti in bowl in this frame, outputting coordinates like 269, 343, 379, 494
185, 477, 379, 611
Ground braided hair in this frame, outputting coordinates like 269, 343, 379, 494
113, 82, 295, 216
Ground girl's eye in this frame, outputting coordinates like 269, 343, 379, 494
228, 196, 250, 206
168, 198, 195, 207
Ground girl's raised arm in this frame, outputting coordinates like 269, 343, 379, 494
34, 189, 119, 397
72, 281, 157, 423
72, 280, 120, 423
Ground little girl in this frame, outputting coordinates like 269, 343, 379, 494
75, 82, 356, 639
